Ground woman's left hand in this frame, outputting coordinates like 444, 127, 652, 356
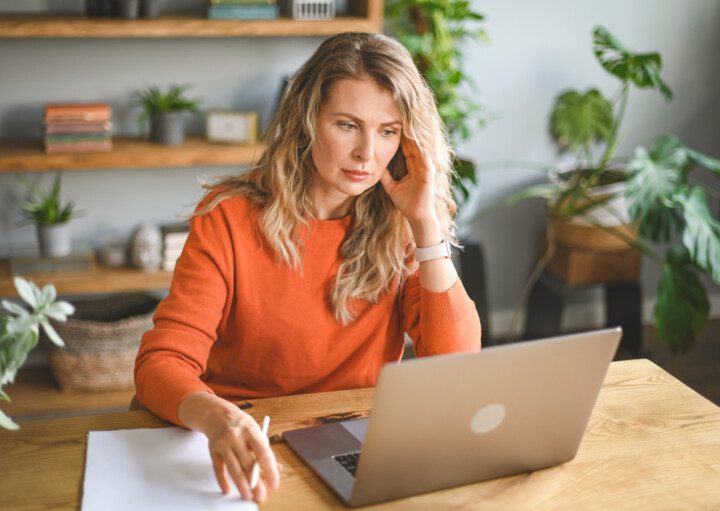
379, 136, 437, 225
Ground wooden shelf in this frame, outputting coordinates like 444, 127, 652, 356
1, 368, 135, 422
0, 137, 265, 172
0, 11, 382, 38
0, 259, 173, 297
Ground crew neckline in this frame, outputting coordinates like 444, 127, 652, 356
308, 213, 353, 231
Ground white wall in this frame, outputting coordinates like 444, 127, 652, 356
456, 0, 720, 335
1, 0, 718, 338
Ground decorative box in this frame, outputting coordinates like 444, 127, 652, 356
206, 110, 258, 144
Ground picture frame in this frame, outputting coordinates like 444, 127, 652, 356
206, 110, 258, 144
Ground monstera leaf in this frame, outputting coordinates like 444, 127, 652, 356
550, 89, 614, 152
677, 187, 720, 284
625, 136, 687, 242
592, 26, 673, 99
654, 247, 710, 353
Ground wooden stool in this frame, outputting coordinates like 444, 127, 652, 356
523, 243, 643, 357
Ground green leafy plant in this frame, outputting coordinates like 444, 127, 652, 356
385, 0, 488, 202
507, 25, 720, 353
517, 26, 673, 220
0, 277, 74, 429
133, 83, 201, 130
18, 173, 75, 226
623, 135, 720, 353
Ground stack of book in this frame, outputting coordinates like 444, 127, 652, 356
44, 102, 113, 153
161, 223, 190, 272
207, 0, 279, 20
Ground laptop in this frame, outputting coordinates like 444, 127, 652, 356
283, 327, 622, 507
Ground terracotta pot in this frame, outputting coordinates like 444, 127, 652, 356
550, 217, 637, 252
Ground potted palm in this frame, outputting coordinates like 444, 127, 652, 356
0, 277, 74, 429
134, 83, 201, 145
509, 26, 720, 353
19, 173, 76, 259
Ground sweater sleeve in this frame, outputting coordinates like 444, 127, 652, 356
400, 274, 482, 357
134, 204, 233, 426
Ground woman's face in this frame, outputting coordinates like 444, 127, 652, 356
310, 75, 403, 219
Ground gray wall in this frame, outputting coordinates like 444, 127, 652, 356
457, 0, 720, 333
1, 0, 719, 336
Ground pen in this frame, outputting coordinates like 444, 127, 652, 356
250, 415, 271, 490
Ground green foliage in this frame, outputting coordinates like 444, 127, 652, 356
654, 248, 709, 354
18, 173, 75, 226
625, 137, 687, 242
385, 0, 488, 202
593, 26, 673, 100
624, 136, 720, 352
0, 277, 74, 429
550, 89, 614, 156
134, 83, 201, 127
508, 26, 719, 353
544, 25, 673, 195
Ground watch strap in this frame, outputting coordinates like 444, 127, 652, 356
415, 239, 451, 263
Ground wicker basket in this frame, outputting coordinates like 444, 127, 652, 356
50, 293, 159, 392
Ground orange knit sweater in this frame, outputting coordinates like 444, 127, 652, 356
134, 195, 481, 425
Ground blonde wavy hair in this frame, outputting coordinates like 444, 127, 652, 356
199, 32, 458, 323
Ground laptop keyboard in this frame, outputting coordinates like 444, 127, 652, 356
333, 452, 360, 476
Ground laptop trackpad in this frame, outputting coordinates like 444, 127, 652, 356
340, 418, 368, 442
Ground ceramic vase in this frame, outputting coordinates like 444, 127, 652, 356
37, 223, 72, 259
151, 111, 186, 145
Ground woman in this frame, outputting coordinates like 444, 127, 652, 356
134, 32, 481, 502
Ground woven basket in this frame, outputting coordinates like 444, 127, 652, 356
50, 293, 159, 392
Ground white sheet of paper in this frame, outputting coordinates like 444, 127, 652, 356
83, 427, 258, 511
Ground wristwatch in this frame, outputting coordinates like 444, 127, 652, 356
414, 239, 451, 263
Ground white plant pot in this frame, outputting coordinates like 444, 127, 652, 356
37, 223, 72, 258
549, 168, 629, 227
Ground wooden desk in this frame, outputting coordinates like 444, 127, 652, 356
1, 359, 719, 510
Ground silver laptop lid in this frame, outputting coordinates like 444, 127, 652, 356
350, 328, 621, 507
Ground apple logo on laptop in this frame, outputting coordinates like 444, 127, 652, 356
470, 403, 506, 434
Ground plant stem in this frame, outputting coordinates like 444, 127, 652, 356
600, 82, 629, 168
505, 222, 557, 342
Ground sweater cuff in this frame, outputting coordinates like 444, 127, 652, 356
137, 370, 215, 427
420, 277, 476, 328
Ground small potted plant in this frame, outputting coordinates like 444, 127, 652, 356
0, 277, 74, 429
19, 173, 76, 259
134, 83, 201, 145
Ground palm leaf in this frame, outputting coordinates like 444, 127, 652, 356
506, 183, 560, 206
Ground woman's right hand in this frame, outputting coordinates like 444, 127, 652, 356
178, 391, 281, 502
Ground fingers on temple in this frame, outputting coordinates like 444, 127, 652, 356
402, 136, 422, 160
